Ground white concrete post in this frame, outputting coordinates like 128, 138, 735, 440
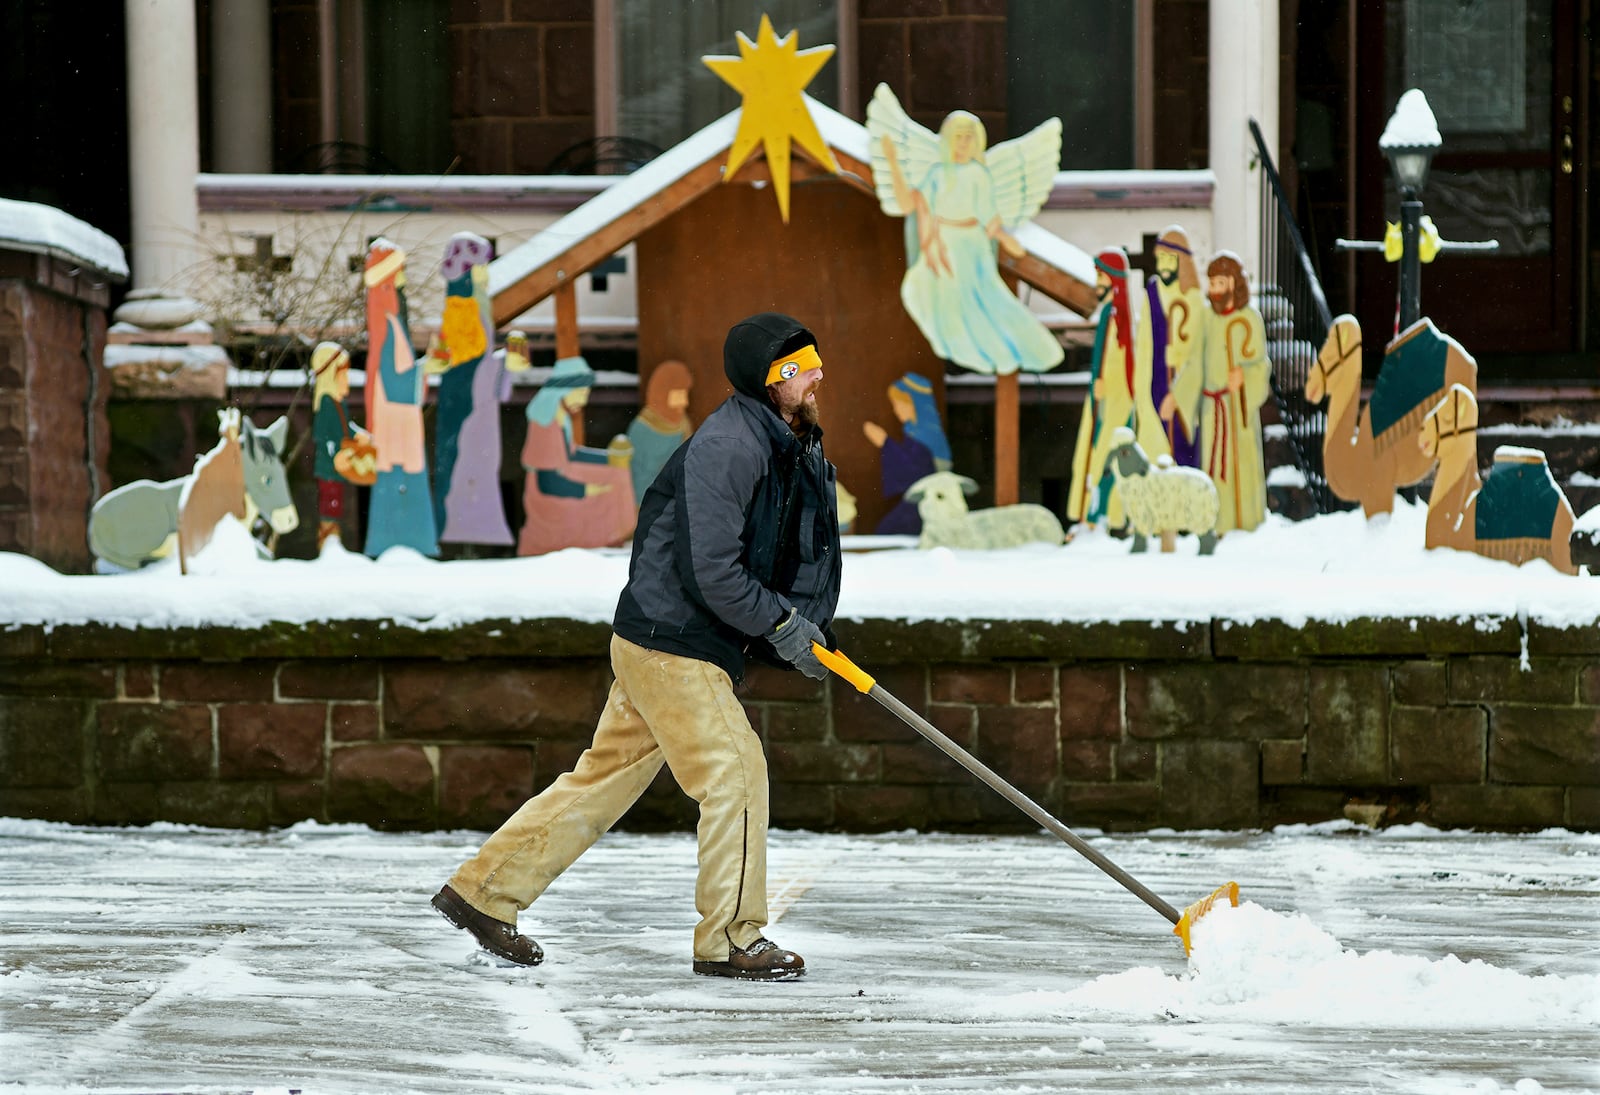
124, 0, 202, 300
210, 0, 274, 173
1208, 0, 1278, 270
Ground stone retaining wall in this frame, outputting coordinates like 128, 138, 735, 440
2, 616, 1596, 832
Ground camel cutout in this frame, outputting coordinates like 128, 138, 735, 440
1420, 384, 1576, 575
1306, 315, 1477, 518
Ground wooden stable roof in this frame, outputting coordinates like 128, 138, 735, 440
486, 95, 1098, 328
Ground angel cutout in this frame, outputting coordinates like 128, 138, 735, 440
867, 83, 1064, 375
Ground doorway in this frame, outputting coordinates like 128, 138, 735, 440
1354, 0, 1585, 361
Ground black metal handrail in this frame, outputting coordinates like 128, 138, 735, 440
1249, 117, 1343, 515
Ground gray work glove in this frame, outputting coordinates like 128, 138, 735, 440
768, 607, 828, 680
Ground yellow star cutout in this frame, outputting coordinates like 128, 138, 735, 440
703, 14, 840, 223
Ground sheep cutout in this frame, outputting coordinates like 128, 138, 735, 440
904, 471, 1065, 550
1106, 426, 1220, 555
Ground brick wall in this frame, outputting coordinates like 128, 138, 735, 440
449, 0, 596, 174
0, 256, 111, 574
860, 0, 1006, 137
3, 616, 1596, 832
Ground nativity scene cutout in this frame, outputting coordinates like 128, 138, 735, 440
74, 20, 1600, 582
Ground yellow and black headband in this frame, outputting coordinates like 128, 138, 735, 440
765, 343, 823, 386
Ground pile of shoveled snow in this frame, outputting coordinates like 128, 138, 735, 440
1060, 901, 1599, 1029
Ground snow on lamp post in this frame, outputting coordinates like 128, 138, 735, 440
1337, 88, 1498, 336
1379, 89, 1442, 330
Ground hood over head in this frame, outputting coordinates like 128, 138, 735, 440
723, 312, 818, 401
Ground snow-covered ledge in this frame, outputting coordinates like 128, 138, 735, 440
0, 198, 129, 283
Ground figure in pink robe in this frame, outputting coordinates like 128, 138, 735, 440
517, 356, 636, 556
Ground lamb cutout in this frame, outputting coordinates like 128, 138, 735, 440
904, 471, 1065, 550
1106, 426, 1220, 555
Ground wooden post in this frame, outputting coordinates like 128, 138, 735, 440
555, 278, 583, 446
994, 372, 1019, 505
994, 266, 1024, 506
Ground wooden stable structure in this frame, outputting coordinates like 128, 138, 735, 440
489, 97, 1094, 529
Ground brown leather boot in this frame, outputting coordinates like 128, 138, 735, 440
693, 937, 805, 981
431, 884, 543, 966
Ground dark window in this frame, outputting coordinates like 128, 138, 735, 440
618, 1, 839, 152
1007, 0, 1134, 169
366, 0, 451, 174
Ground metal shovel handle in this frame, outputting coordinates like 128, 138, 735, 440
813, 643, 1182, 926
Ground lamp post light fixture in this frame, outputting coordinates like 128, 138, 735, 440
1335, 89, 1496, 338
1379, 89, 1442, 328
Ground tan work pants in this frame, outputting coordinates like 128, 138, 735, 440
448, 634, 770, 961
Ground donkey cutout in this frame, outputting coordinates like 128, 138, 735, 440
89, 409, 299, 573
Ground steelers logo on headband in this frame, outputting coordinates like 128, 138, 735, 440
766, 343, 823, 386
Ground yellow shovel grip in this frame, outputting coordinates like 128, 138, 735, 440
812, 643, 876, 694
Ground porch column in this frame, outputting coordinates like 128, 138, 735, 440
210, 0, 274, 173
1208, 0, 1278, 267
112, 0, 226, 399
122, 0, 202, 302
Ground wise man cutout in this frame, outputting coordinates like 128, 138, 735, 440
428, 231, 527, 547
363, 239, 438, 558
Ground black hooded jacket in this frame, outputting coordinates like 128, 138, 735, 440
612, 313, 842, 684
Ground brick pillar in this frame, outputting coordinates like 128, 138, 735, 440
0, 247, 114, 573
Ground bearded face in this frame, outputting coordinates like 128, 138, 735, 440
793, 396, 821, 429
1156, 250, 1179, 286
1095, 272, 1112, 303
769, 367, 824, 430
1208, 273, 1234, 313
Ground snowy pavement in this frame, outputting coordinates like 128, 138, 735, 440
1, 818, 1596, 1095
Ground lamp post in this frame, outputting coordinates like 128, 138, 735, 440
1379, 89, 1441, 330
1336, 89, 1497, 339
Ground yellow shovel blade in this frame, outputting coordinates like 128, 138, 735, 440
1173, 881, 1240, 955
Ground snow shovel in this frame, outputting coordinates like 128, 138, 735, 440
812, 643, 1238, 954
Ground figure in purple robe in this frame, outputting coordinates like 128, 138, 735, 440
1147, 226, 1203, 469
874, 434, 938, 534
863, 372, 949, 535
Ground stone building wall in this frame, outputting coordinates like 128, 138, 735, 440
2, 616, 1595, 833
0, 252, 111, 574
447, 0, 598, 175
